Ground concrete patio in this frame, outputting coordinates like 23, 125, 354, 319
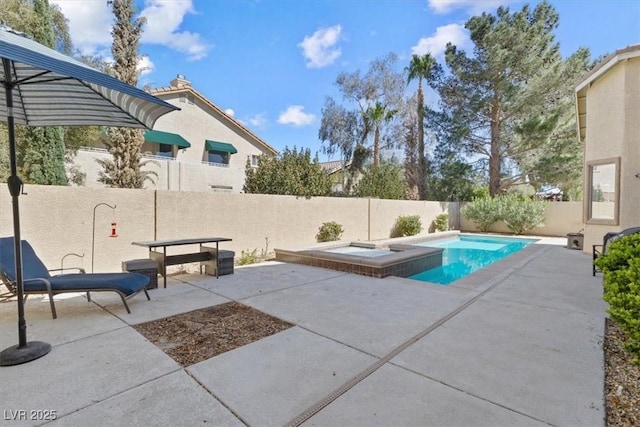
0, 238, 606, 426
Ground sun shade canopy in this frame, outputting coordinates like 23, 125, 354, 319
205, 140, 238, 154
0, 25, 178, 129
144, 129, 191, 148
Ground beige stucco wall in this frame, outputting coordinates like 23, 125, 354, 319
459, 201, 583, 237
581, 56, 640, 251
1, 186, 583, 274
153, 93, 268, 170
0, 186, 449, 273
72, 149, 247, 193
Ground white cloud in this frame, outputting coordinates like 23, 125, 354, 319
140, 0, 211, 61
137, 55, 154, 76
298, 25, 342, 69
224, 109, 235, 117
247, 113, 268, 129
411, 24, 469, 57
428, 0, 518, 15
50, 0, 112, 55
277, 105, 316, 127
50, 0, 211, 62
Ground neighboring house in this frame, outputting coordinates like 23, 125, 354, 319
575, 44, 640, 252
72, 75, 277, 192
319, 160, 361, 194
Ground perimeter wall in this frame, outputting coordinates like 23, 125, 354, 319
0, 185, 582, 272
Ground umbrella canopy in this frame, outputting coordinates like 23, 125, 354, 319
0, 25, 176, 128
0, 24, 178, 366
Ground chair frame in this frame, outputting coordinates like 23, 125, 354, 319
0, 267, 150, 319
593, 227, 640, 276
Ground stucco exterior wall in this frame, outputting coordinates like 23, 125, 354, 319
72, 149, 247, 193
580, 55, 640, 251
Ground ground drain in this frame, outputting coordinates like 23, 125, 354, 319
286, 246, 546, 426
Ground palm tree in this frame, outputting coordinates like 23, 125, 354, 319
364, 102, 397, 167
405, 53, 437, 196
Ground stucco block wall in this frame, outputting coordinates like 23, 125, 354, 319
1, 186, 583, 273
460, 201, 583, 237
0, 186, 155, 273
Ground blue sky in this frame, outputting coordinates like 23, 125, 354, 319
51, 0, 640, 161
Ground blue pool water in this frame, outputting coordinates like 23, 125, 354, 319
408, 235, 537, 285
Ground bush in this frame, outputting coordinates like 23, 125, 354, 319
316, 221, 344, 242
237, 249, 260, 265
434, 214, 449, 232
498, 194, 546, 235
594, 234, 640, 363
461, 197, 500, 232
393, 215, 422, 237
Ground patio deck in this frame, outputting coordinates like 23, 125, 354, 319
0, 238, 606, 426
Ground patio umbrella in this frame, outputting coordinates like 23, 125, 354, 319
0, 25, 178, 366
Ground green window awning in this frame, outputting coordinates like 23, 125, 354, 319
144, 130, 191, 148
205, 140, 237, 154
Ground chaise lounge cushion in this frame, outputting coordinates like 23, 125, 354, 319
26, 273, 149, 296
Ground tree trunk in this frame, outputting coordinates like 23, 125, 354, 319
373, 126, 380, 167
489, 103, 501, 197
417, 80, 425, 198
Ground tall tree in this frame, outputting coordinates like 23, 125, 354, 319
402, 96, 420, 200
319, 53, 404, 168
363, 102, 397, 167
354, 161, 407, 200
405, 53, 437, 197
433, 1, 585, 197
96, 0, 149, 188
243, 147, 332, 197
0, 0, 70, 185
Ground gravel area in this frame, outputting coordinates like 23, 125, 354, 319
133, 302, 293, 367
604, 319, 640, 426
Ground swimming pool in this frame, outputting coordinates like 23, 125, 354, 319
408, 234, 537, 285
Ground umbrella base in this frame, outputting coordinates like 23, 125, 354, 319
0, 341, 51, 366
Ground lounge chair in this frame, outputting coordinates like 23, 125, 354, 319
592, 227, 640, 276
0, 237, 150, 318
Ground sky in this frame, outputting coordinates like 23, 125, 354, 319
50, 0, 640, 161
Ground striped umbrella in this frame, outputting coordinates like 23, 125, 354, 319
0, 24, 179, 366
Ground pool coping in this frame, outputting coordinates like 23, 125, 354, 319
273, 232, 460, 278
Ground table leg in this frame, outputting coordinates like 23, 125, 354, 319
162, 247, 167, 288
216, 242, 219, 279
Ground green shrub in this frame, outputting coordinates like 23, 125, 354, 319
498, 194, 546, 235
594, 234, 640, 363
434, 214, 449, 232
461, 197, 500, 232
393, 215, 422, 237
237, 249, 260, 265
316, 221, 344, 242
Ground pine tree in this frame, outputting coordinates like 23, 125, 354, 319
433, 1, 587, 197
97, 0, 149, 188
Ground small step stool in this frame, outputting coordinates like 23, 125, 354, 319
201, 248, 235, 276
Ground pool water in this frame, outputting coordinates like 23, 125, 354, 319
408, 235, 537, 285
323, 246, 391, 258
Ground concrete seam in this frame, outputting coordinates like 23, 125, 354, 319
184, 369, 251, 426
285, 245, 550, 426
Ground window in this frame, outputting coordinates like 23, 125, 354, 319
251, 155, 260, 167
156, 143, 173, 158
208, 151, 229, 165
586, 157, 620, 225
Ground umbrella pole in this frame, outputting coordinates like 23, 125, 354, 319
0, 59, 51, 366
